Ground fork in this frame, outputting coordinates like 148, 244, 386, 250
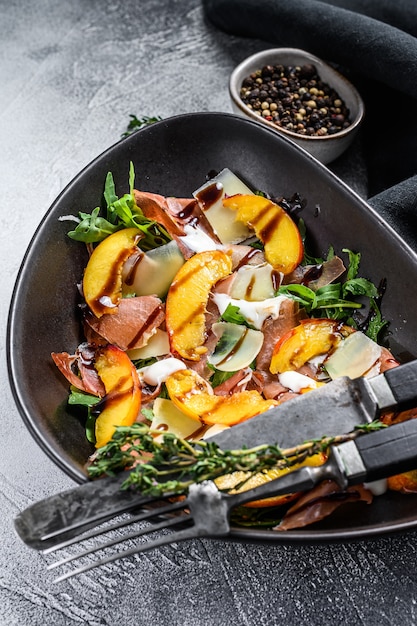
20, 417, 417, 583
39, 450, 348, 583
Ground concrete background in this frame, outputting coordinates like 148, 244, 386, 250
1, 1, 416, 624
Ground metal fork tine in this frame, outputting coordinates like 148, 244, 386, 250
51, 524, 198, 584
42, 498, 187, 555
45, 481, 235, 583
48, 513, 191, 571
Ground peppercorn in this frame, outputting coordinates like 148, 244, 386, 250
239, 63, 352, 137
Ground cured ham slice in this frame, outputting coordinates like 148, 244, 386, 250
51, 344, 105, 396
84, 296, 165, 351
256, 297, 303, 372
282, 256, 346, 288
213, 368, 254, 396
134, 190, 217, 240
133, 190, 184, 237
275, 480, 373, 531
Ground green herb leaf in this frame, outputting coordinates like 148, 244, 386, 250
67, 387, 100, 444
141, 407, 155, 421
343, 277, 378, 299
278, 248, 388, 339
67, 163, 171, 249
364, 298, 389, 342
122, 114, 162, 138
68, 387, 100, 407
67, 208, 120, 243
103, 171, 118, 213
221, 303, 254, 328
342, 248, 360, 280
87, 421, 387, 497
208, 365, 237, 387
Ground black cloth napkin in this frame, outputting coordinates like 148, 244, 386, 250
203, 0, 417, 249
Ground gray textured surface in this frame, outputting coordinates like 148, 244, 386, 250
2, 1, 417, 624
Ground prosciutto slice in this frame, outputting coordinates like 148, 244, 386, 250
134, 189, 218, 243
51, 344, 105, 396
275, 480, 373, 531
256, 297, 303, 373
133, 190, 185, 237
83, 296, 165, 351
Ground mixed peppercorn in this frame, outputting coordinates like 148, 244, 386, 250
240, 63, 352, 137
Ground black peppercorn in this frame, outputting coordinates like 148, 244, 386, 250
239, 63, 351, 136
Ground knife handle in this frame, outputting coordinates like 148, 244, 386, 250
354, 419, 417, 482
383, 360, 417, 412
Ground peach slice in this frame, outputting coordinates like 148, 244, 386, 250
165, 250, 233, 361
270, 318, 353, 374
388, 469, 417, 494
94, 345, 141, 448
164, 369, 212, 420
165, 369, 277, 426
83, 227, 142, 317
223, 194, 303, 274
215, 452, 327, 508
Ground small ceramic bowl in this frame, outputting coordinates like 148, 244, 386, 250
229, 48, 364, 164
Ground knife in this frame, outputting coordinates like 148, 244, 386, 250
209, 359, 417, 450
227, 417, 417, 507
14, 417, 417, 550
14, 360, 417, 550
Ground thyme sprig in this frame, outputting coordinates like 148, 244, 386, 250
87, 421, 386, 497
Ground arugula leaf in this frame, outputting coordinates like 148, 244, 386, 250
278, 283, 362, 319
141, 407, 154, 421
343, 247, 360, 280
68, 387, 100, 407
207, 366, 237, 388
343, 277, 378, 298
67, 163, 171, 250
103, 171, 118, 213
278, 248, 388, 340
85, 410, 97, 444
130, 356, 158, 369
67, 387, 101, 445
365, 298, 389, 342
302, 238, 335, 266
221, 303, 250, 326
67, 208, 119, 243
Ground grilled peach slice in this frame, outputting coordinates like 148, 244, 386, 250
83, 227, 142, 317
165, 369, 277, 426
388, 470, 417, 493
94, 345, 141, 448
215, 452, 327, 507
223, 194, 303, 274
165, 250, 233, 361
270, 318, 352, 374
164, 369, 212, 420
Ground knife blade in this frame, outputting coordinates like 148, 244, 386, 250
14, 360, 417, 550
14, 472, 163, 550
14, 418, 417, 550
208, 359, 417, 450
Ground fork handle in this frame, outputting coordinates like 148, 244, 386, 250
227, 458, 344, 509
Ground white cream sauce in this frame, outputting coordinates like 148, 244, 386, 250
212, 293, 289, 330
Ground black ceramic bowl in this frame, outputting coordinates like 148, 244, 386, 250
7, 112, 417, 543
